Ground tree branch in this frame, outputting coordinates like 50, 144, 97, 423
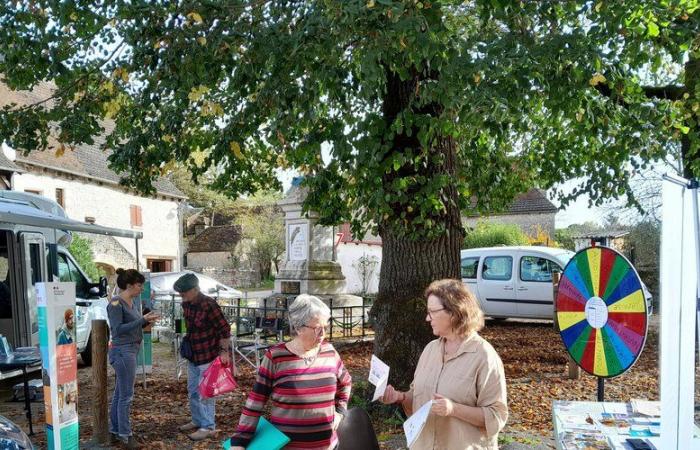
594, 82, 686, 106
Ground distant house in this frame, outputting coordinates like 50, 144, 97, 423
0, 81, 187, 280
571, 229, 630, 253
187, 225, 242, 268
185, 225, 254, 287
462, 189, 558, 239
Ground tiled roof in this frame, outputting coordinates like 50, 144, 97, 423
0, 148, 23, 173
188, 225, 242, 253
571, 229, 630, 239
0, 81, 185, 199
466, 188, 557, 216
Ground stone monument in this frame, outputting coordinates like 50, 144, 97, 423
272, 178, 362, 309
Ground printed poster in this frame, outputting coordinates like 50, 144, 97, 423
136, 272, 152, 373
37, 282, 79, 450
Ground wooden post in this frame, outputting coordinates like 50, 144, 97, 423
91, 319, 110, 444
553, 273, 580, 380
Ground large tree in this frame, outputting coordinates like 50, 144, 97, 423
1, 1, 697, 385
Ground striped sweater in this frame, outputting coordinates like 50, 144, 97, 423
230, 341, 352, 449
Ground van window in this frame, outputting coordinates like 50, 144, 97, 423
461, 257, 479, 279
520, 256, 562, 282
482, 256, 513, 281
57, 253, 89, 297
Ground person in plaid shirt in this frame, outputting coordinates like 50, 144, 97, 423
174, 273, 231, 441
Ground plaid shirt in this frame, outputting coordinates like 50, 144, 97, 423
182, 293, 230, 365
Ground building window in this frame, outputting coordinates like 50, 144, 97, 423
130, 205, 143, 228
55, 188, 65, 208
24, 189, 41, 195
147, 259, 172, 273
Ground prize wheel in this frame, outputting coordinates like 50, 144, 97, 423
556, 246, 648, 378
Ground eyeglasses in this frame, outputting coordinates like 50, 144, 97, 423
302, 324, 329, 336
426, 307, 446, 320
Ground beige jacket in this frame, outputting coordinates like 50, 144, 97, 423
408, 333, 508, 450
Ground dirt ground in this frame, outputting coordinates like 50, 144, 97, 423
0, 318, 660, 449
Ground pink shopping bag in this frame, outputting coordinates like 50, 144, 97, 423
199, 356, 238, 399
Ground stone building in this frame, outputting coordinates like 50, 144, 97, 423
0, 81, 187, 283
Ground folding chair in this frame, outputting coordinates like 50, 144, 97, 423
233, 316, 284, 369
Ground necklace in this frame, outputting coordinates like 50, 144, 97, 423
288, 341, 321, 366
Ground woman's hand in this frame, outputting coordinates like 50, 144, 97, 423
143, 311, 160, 323
333, 411, 343, 431
380, 385, 404, 405
431, 393, 454, 417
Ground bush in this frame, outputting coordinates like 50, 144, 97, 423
68, 235, 103, 281
463, 221, 528, 249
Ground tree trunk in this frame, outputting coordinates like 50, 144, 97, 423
372, 67, 464, 388
373, 230, 463, 388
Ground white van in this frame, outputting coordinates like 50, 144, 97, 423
0, 191, 142, 376
460, 246, 653, 320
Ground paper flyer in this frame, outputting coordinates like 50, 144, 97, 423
369, 355, 390, 401
403, 400, 432, 447
37, 282, 79, 450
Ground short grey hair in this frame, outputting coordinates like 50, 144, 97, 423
288, 294, 331, 335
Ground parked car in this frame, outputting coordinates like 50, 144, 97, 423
149, 271, 243, 303
0, 414, 34, 449
460, 246, 653, 320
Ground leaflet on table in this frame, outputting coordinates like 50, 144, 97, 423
602, 403, 629, 415
559, 431, 612, 450
404, 400, 432, 448
368, 355, 390, 402
630, 400, 660, 417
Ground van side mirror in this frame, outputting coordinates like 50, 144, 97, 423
99, 276, 108, 297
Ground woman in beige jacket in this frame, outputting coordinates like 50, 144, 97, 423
381, 279, 508, 450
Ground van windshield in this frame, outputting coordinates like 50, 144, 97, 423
552, 250, 576, 268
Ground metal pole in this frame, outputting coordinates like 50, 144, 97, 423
361, 297, 366, 340
329, 298, 334, 341
597, 377, 604, 402
135, 238, 140, 271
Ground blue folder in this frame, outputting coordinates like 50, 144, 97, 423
222, 417, 291, 450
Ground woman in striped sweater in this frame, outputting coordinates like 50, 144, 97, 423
230, 294, 352, 450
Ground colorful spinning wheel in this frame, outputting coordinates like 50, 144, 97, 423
556, 246, 648, 378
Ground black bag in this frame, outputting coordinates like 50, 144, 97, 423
180, 335, 194, 361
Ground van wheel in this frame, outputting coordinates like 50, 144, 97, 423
80, 335, 93, 366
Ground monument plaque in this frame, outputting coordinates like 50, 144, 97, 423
288, 223, 308, 261
280, 281, 301, 295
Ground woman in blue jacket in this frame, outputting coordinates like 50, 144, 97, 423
107, 268, 159, 448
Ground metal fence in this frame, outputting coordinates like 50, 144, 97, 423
151, 294, 375, 341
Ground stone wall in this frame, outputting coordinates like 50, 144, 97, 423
185, 266, 259, 289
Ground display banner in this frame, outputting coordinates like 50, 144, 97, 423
37, 282, 79, 450
136, 272, 152, 373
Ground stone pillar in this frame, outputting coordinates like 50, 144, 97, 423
273, 178, 361, 308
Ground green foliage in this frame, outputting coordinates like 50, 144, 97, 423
463, 222, 528, 249
235, 192, 285, 281
68, 235, 102, 282
1, 1, 696, 241
628, 220, 661, 268
554, 229, 576, 251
